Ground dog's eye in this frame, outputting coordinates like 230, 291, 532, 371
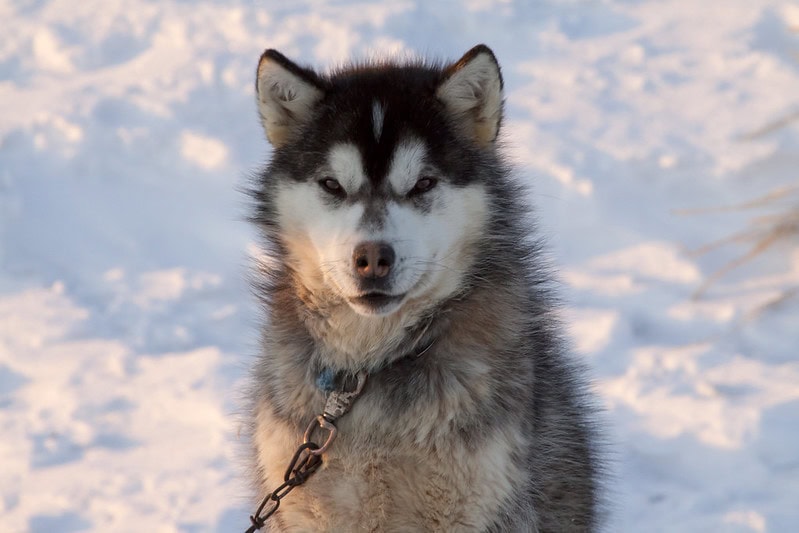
319, 178, 345, 196
409, 177, 437, 196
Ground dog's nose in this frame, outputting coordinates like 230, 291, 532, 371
353, 242, 395, 279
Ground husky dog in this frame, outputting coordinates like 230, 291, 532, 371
247, 45, 601, 532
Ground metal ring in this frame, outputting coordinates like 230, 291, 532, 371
303, 415, 337, 456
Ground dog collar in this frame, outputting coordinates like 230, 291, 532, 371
315, 339, 434, 395
314, 367, 340, 394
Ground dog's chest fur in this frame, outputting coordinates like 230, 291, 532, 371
255, 401, 527, 532
251, 284, 536, 532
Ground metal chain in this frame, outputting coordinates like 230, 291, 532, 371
245, 441, 323, 532
245, 371, 367, 532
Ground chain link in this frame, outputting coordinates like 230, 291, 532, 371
246, 442, 323, 532
245, 371, 367, 531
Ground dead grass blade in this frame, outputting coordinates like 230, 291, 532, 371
741, 109, 799, 140
673, 185, 799, 216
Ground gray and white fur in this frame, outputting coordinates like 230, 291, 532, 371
245, 44, 602, 532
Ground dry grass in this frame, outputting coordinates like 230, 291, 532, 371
677, 24, 799, 315
740, 110, 799, 141
675, 186, 799, 301
675, 96, 799, 322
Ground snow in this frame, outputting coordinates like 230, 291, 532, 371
2, 0, 798, 531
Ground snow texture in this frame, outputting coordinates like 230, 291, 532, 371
2, 1, 798, 531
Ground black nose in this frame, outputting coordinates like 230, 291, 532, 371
353, 242, 395, 279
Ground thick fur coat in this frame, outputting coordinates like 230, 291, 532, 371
247, 45, 601, 532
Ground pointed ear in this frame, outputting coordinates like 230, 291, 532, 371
256, 50, 325, 147
436, 45, 504, 145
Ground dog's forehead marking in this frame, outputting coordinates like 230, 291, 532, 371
386, 139, 427, 193
328, 143, 366, 191
371, 100, 385, 142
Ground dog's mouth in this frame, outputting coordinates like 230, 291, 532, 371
347, 292, 406, 315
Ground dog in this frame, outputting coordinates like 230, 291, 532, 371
246, 44, 602, 532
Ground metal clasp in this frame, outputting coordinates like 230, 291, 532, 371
323, 371, 367, 421
301, 371, 367, 457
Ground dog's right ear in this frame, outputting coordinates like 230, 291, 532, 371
256, 50, 325, 147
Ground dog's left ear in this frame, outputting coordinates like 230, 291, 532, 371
437, 44, 504, 146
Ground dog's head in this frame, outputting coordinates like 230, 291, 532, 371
255, 45, 504, 318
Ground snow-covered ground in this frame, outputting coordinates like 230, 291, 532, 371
2, 1, 798, 531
